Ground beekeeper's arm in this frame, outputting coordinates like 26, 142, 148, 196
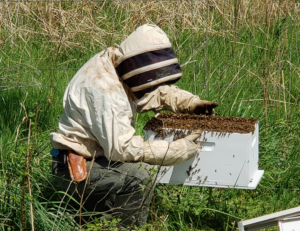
143, 130, 201, 166
136, 85, 218, 115
85, 86, 201, 166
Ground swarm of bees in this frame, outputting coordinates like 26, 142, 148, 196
144, 113, 259, 139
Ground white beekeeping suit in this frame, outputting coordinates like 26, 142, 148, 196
50, 24, 217, 166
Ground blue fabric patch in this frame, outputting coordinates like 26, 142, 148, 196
50, 148, 60, 157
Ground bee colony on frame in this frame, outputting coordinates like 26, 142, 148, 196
144, 113, 264, 189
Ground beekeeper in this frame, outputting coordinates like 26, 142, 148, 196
50, 24, 218, 227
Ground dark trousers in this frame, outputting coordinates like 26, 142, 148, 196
52, 155, 155, 227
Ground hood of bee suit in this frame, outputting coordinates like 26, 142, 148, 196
115, 24, 182, 99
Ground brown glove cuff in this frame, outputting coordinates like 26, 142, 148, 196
67, 150, 87, 182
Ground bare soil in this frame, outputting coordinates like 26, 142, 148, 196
144, 113, 259, 139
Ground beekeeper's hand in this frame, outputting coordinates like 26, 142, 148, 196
184, 130, 202, 159
143, 130, 202, 166
190, 99, 218, 115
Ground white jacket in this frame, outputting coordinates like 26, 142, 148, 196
50, 25, 202, 166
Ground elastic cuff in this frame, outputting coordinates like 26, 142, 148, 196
188, 97, 202, 113
184, 139, 200, 159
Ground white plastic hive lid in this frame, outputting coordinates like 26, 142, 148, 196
144, 122, 264, 189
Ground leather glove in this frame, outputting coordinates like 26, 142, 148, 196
190, 98, 218, 115
184, 130, 202, 160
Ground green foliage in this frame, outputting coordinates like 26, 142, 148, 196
1, 1, 300, 230
84, 217, 121, 231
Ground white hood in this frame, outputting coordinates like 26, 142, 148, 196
115, 24, 182, 99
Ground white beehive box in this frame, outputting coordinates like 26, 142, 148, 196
145, 122, 264, 189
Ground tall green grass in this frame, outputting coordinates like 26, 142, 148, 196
1, 1, 300, 230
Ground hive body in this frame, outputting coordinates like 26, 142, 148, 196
144, 123, 264, 189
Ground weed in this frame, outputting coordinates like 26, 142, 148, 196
1, 1, 300, 230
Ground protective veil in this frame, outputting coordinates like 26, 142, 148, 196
50, 24, 202, 166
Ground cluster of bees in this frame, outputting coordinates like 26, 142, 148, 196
186, 152, 201, 177
144, 113, 259, 139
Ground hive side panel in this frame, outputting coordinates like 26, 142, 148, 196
193, 132, 250, 187
144, 130, 156, 141
145, 129, 253, 187
156, 166, 174, 184
145, 130, 175, 184
248, 123, 259, 183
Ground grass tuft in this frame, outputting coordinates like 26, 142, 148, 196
1, 1, 300, 230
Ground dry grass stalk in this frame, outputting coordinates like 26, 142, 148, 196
1, 1, 299, 118
2, 1, 298, 51
26, 119, 35, 231
79, 151, 95, 227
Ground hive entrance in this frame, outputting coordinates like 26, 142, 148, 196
144, 113, 259, 139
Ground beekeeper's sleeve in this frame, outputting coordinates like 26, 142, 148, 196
51, 49, 198, 165
136, 85, 200, 113
74, 51, 197, 165
142, 131, 200, 166
84, 84, 198, 165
